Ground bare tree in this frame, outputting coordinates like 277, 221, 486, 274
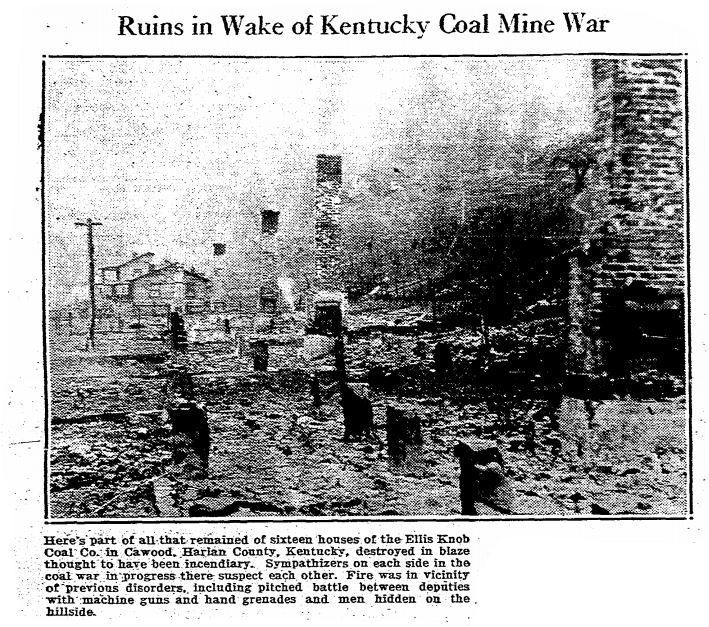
549, 134, 597, 194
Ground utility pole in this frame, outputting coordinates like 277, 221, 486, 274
75, 218, 102, 349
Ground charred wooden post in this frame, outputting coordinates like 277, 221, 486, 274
168, 398, 210, 475
454, 439, 512, 515
169, 310, 187, 351
165, 367, 209, 476
386, 405, 422, 457
434, 341, 452, 382
341, 383, 374, 440
252, 340, 269, 372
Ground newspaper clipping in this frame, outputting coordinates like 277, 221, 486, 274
4, 1, 706, 624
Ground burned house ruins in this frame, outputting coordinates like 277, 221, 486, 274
45, 56, 689, 519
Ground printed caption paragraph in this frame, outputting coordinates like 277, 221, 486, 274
43, 532, 474, 616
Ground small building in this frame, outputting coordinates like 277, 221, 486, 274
96, 253, 156, 302
96, 253, 211, 312
129, 264, 211, 311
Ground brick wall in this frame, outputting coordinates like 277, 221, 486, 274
567, 59, 686, 389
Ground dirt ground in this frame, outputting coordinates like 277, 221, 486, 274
48, 306, 688, 518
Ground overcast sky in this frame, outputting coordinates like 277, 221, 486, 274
45, 57, 592, 305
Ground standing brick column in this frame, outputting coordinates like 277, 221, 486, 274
567, 59, 685, 392
252, 207, 280, 350
310, 154, 346, 335
258, 208, 280, 316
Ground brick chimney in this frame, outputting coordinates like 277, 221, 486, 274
310, 154, 346, 335
567, 59, 685, 393
258, 208, 280, 316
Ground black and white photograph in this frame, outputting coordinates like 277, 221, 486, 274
43, 55, 688, 520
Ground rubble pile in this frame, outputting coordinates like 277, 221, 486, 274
345, 305, 564, 399
48, 304, 687, 518
51, 411, 173, 517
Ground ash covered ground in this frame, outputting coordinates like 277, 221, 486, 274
49, 303, 687, 518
